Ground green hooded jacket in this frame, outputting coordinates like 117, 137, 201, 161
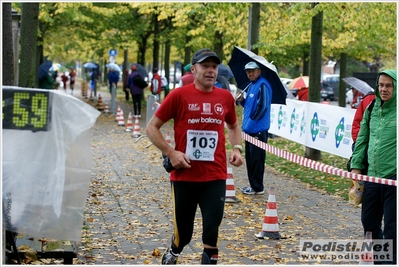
351, 69, 397, 178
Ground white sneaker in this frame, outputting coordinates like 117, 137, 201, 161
242, 187, 264, 195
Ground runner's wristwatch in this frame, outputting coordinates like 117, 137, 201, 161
233, 145, 243, 153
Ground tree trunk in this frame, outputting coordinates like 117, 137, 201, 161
164, 39, 171, 82
248, 3, 260, 54
184, 35, 191, 65
138, 38, 147, 67
302, 50, 310, 76
306, 3, 323, 161
338, 52, 347, 107
152, 14, 160, 70
3, 3, 14, 86
19, 3, 39, 88
214, 31, 224, 61
122, 49, 128, 86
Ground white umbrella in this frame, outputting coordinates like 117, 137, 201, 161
106, 63, 121, 72
83, 62, 98, 69
50, 63, 62, 72
342, 77, 374, 95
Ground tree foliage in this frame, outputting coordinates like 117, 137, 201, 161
11, 2, 396, 76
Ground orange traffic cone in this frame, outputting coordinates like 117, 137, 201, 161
118, 108, 125, 126
359, 231, 374, 265
97, 94, 104, 111
225, 167, 240, 203
125, 112, 133, 132
132, 116, 141, 137
104, 101, 110, 113
89, 90, 94, 101
115, 106, 122, 122
165, 131, 172, 146
255, 187, 280, 239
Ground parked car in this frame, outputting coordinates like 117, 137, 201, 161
280, 78, 293, 86
320, 82, 334, 101
322, 74, 340, 98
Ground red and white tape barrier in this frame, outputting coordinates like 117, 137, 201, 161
242, 133, 396, 187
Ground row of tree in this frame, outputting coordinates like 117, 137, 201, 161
3, 2, 396, 93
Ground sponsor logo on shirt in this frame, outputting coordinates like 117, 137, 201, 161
188, 103, 200, 111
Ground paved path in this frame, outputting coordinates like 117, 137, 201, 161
68, 81, 363, 265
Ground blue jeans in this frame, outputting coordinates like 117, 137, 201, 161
244, 131, 268, 192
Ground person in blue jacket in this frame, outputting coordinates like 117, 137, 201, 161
237, 61, 272, 195
108, 68, 120, 93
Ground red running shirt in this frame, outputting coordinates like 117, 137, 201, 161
155, 84, 237, 182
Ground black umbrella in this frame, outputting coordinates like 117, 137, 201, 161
228, 46, 287, 104
38, 60, 52, 80
131, 63, 148, 79
218, 63, 234, 79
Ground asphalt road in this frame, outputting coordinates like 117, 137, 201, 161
69, 82, 364, 265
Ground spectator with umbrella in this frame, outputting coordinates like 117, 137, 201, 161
235, 61, 272, 195
229, 47, 287, 195
38, 61, 55, 89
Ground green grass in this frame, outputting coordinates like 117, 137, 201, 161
233, 106, 352, 200
267, 136, 351, 200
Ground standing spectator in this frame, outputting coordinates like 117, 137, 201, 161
179, 63, 194, 86
61, 72, 68, 91
350, 87, 365, 109
52, 70, 58, 83
236, 61, 272, 195
151, 68, 162, 102
69, 68, 76, 94
351, 91, 376, 146
145, 48, 243, 265
214, 74, 231, 91
161, 75, 170, 99
108, 68, 120, 93
123, 70, 130, 101
351, 70, 396, 265
128, 65, 144, 118
297, 87, 309, 101
38, 72, 55, 90
89, 69, 96, 95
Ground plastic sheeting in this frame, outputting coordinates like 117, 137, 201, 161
2, 86, 100, 241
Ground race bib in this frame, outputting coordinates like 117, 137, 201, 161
186, 130, 218, 161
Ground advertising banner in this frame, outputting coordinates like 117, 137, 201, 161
269, 99, 356, 159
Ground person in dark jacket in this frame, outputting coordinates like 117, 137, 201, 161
38, 72, 55, 90
123, 70, 130, 101
236, 61, 272, 195
108, 68, 120, 93
351, 69, 397, 264
128, 65, 144, 118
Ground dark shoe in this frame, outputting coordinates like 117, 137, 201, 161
161, 248, 179, 265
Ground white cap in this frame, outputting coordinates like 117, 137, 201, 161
244, 61, 260, 70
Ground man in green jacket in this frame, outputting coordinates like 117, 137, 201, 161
351, 69, 396, 264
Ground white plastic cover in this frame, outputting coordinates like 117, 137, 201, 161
2, 86, 100, 241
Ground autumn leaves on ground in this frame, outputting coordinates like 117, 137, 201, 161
73, 104, 363, 265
